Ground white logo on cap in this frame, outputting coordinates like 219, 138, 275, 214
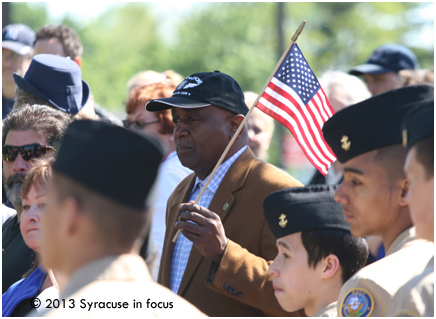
371, 49, 383, 61
182, 76, 203, 89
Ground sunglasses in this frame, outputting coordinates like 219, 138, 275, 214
2, 144, 56, 162
122, 119, 160, 129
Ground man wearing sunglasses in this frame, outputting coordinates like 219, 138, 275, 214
2, 104, 71, 293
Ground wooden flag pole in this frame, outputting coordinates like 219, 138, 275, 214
172, 20, 307, 243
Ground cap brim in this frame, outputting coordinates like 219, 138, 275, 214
81, 79, 90, 107
2, 41, 32, 55
146, 96, 211, 112
349, 63, 393, 75
13, 73, 90, 114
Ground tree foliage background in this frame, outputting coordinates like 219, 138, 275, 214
8, 2, 433, 110
6, 2, 434, 180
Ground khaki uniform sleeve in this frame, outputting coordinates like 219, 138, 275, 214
337, 277, 387, 317
387, 272, 434, 317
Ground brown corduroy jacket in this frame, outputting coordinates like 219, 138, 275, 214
158, 148, 304, 317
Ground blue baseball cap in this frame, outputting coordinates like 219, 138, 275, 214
349, 44, 419, 75
13, 54, 90, 115
2, 23, 35, 55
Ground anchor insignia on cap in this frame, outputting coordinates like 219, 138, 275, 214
341, 135, 351, 151
402, 129, 408, 147
278, 214, 288, 228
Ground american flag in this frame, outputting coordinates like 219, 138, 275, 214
256, 43, 336, 175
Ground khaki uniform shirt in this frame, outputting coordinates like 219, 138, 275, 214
337, 227, 433, 317
30, 254, 205, 317
387, 255, 434, 317
314, 302, 337, 317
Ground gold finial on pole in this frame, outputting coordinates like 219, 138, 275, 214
291, 20, 306, 43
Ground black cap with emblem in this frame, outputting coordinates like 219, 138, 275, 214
146, 70, 248, 116
322, 84, 434, 163
263, 185, 349, 239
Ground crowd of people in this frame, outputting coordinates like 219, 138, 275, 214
2, 21, 434, 317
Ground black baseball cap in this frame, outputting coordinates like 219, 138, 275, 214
349, 44, 419, 75
146, 71, 248, 116
2, 23, 35, 55
263, 185, 350, 239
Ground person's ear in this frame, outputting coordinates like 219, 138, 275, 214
320, 254, 340, 279
229, 114, 245, 137
61, 196, 81, 237
73, 56, 82, 68
398, 178, 409, 207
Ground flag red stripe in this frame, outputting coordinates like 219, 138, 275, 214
319, 87, 335, 117
308, 94, 336, 160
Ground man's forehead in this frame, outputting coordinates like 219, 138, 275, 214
342, 150, 381, 175
172, 105, 213, 114
34, 37, 66, 56
5, 129, 47, 146
277, 232, 301, 249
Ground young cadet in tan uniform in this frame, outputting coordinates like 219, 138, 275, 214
387, 99, 434, 317
33, 120, 205, 317
264, 185, 368, 317
322, 84, 434, 317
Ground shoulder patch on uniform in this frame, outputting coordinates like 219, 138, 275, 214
340, 288, 374, 317
394, 310, 419, 317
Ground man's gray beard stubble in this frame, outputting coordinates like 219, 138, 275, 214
3, 173, 26, 208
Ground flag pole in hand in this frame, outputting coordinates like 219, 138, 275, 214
173, 20, 307, 243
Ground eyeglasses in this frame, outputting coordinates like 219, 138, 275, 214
122, 119, 160, 129
2, 144, 56, 162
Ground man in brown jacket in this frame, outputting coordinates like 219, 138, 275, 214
146, 71, 303, 316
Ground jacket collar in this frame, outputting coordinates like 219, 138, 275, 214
61, 254, 151, 298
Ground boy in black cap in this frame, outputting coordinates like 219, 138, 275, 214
387, 99, 434, 317
322, 84, 434, 316
37, 120, 204, 316
349, 44, 419, 96
264, 185, 368, 317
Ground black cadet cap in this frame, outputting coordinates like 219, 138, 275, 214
349, 44, 419, 75
322, 84, 434, 163
402, 99, 434, 150
146, 71, 249, 116
53, 120, 164, 210
263, 185, 350, 239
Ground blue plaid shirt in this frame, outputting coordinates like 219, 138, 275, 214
169, 146, 247, 293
